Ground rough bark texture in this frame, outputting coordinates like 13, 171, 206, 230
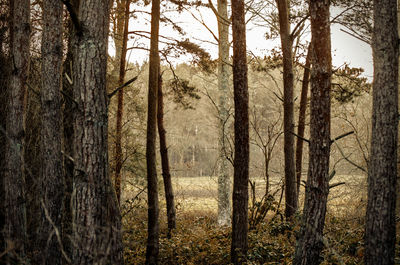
276, 0, 297, 219
365, 0, 398, 264
157, 73, 176, 237
72, 1, 124, 264
230, 0, 249, 263
145, 0, 160, 262
4, 0, 30, 262
39, 0, 64, 263
216, 0, 232, 227
295, 44, 311, 197
114, 0, 130, 204
293, 0, 331, 264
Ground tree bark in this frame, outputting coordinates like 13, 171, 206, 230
216, 0, 232, 227
295, 44, 311, 197
145, 0, 160, 262
114, 0, 130, 205
157, 73, 176, 237
72, 0, 124, 263
276, 0, 297, 219
39, 0, 64, 263
4, 0, 30, 262
293, 0, 331, 264
230, 0, 249, 263
365, 0, 398, 264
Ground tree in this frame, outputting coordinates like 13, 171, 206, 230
365, 0, 398, 263
71, 0, 124, 263
157, 71, 176, 237
293, 0, 332, 264
275, 0, 297, 219
145, 0, 160, 262
114, 0, 131, 204
215, 0, 232, 227
4, 0, 30, 262
230, 0, 249, 262
39, 0, 64, 263
295, 44, 311, 195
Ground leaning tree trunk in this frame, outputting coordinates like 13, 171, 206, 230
365, 0, 398, 264
293, 0, 331, 264
295, 44, 311, 197
276, 0, 297, 219
39, 0, 64, 263
157, 73, 176, 237
145, 0, 160, 262
230, 0, 249, 263
4, 0, 30, 262
216, 0, 232, 227
114, 0, 130, 204
71, 0, 124, 263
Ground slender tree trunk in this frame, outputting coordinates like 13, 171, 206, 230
276, 0, 297, 219
114, 0, 130, 204
293, 0, 331, 264
216, 0, 232, 227
39, 0, 64, 263
157, 73, 176, 237
72, 0, 124, 263
62, 1, 79, 262
365, 0, 398, 264
230, 0, 249, 262
4, 0, 30, 262
145, 0, 160, 262
295, 44, 311, 197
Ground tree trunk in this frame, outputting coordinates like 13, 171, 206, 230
365, 0, 398, 264
145, 0, 160, 262
72, 1, 124, 263
62, 0, 79, 262
39, 0, 64, 263
230, 0, 249, 263
0, 4, 10, 259
157, 73, 176, 237
295, 44, 311, 197
276, 0, 297, 219
114, 0, 130, 205
4, 0, 30, 262
293, 0, 331, 264
216, 0, 232, 227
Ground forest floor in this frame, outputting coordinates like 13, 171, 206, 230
122, 175, 400, 264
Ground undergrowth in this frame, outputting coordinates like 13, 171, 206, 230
121, 204, 383, 264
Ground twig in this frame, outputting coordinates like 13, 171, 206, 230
331, 131, 354, 145
290, 131, 310, 144
340, 28, 370, 45
329, 182, 346, 189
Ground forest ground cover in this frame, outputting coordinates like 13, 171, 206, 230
122, 174, 400, 264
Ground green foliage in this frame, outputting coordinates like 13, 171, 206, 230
332, 64, 371, 103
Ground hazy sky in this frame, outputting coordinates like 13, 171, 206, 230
114, 3, 373, 80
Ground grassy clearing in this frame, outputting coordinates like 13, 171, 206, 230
122, 174, 400, 264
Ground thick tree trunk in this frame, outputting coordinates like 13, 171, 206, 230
4, 0, 30, 262
145, 0, 160, 262
293, 0, 331, 264
276, 0, 297, 219
114, 0, 130, 204
365, 0, 398, 264
216, 0, 232, 227
157, 73, 176, 237
295, 44, 311, 197
39, 0, 64, 263
230, 0, 249, 263
72, 1, 124, 263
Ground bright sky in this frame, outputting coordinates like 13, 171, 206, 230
110, 2, 373, 80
